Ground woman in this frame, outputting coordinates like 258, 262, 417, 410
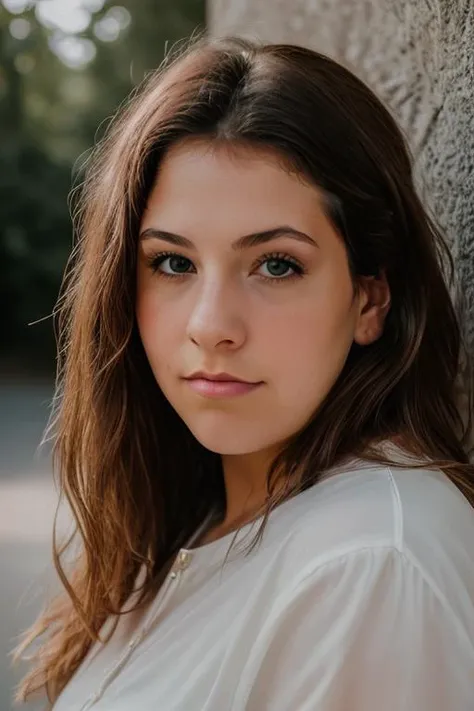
13, 36, 474, 710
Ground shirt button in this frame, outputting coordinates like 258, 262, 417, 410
176, 550, 192, 570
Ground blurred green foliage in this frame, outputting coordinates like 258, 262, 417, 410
0, 0, 205, 373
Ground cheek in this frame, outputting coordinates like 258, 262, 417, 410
136, 289, 171, 366
272, 291, 356, 400
136, 291, 155, 346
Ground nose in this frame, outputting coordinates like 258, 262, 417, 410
186, 278, 247, 351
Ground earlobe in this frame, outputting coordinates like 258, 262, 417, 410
353, 271, 391, 346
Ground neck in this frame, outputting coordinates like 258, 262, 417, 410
219, 448, 278, 525
194, 447, 290, 546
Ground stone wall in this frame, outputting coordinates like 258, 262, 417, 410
208, 0, 474, 450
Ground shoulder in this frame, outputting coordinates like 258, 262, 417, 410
263, 451, 474, 626
236, 457, 474, 710
282, 450, 474, 559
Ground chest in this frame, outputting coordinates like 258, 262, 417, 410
53, 552, 289, 711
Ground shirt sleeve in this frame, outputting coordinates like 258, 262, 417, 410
243, 546, 474, 711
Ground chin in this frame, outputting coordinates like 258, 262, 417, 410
184, 416, 275, 456
198, 441, 252, 455
190, 430, 264, 456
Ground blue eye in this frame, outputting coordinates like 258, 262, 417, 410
145, 251, 306, 284
149, 253, 193, 276
255, 253, 305, 281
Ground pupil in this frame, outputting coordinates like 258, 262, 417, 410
268, 259, 287, 276
171, 256, 189, 273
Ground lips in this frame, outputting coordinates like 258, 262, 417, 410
185, 377, 262, 398
186, 371, 258, 384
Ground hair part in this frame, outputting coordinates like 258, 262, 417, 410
12, 35, 473, 706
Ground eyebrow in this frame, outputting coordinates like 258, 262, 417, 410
138, 226, 319, 251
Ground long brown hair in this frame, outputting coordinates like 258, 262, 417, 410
12, 35, 473, 706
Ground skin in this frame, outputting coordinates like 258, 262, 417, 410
136, 138, 391, 541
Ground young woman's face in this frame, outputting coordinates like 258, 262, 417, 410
137, 139, 382, 458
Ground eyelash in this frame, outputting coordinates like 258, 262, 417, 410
145, 251, 307, 284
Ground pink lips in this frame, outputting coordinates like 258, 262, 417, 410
186, 379, 261, 398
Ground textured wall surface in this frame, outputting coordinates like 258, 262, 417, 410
209, 0, 474, 447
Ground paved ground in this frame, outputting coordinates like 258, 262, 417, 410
0, 376, 71, 711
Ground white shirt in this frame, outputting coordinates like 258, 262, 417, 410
53, 445, 474, 710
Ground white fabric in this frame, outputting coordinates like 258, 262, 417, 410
53, 447, 474, 710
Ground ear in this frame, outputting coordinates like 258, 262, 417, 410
353, 269, 391, 346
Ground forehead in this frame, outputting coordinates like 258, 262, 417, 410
140, 139, 332, 240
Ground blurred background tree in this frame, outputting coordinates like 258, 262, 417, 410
0, 0, 205, 373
